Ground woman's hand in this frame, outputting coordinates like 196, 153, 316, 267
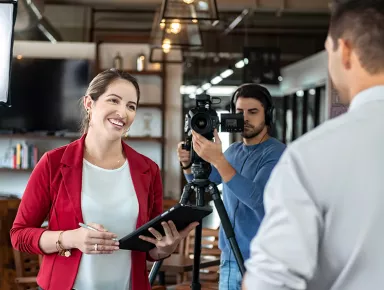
63, 222, 120, 255
139, 221, 199, 259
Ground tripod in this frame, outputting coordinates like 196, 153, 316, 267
149, 160, 246, 290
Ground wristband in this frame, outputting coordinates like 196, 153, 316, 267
56, 231, 71, 257
180, 162, 192, 170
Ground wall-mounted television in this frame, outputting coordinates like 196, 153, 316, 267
0, 58, 92, 134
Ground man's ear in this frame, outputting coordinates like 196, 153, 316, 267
339, 38, 352, 70
83, 95, 93, 111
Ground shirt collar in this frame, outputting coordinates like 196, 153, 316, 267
349, 85, 384, 111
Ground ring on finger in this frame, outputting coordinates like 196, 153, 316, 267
94, 244, 98, 251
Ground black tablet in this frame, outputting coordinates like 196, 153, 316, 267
119, 203, 213, 252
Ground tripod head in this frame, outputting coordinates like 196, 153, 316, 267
182, 133, 212, 181
180, 135, 213, 205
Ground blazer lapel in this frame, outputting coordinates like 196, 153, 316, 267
58, 136, 151, 227
122, 142, 150, 229
60, 135, 86, 224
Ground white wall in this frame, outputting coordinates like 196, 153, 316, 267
13, 41, 95, 59
280, 50, 328, 95
1, 40, 182, 198
280, 50, 330, 121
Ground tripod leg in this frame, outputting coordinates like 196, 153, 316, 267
149, 259, 163, 285
191, 186, 205, 290
180, 183, 194, 204
208, 183, 246, 275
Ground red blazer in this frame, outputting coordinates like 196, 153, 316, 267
10, 134, 163, 290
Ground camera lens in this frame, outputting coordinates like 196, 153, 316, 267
195, 117, 207, 129
191, 113, 212, 135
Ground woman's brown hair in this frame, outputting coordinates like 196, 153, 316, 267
80, 68, 140, 134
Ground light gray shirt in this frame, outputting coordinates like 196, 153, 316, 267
244, 85, 384, 290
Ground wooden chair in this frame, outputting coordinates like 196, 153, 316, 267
169, 228, 221, 290
163, 198, 179, 211
0, 196, 25, 290
12, 219, 48, 290
147, 237, 186, 287
12, 249, 41, 290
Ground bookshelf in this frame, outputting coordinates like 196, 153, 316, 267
0, 134, 164, 175
0, 134, 78, 141
98, 69, 163, 77
139, 103, 163, 109
0, 134, 164, 143
0, 168, 33, 173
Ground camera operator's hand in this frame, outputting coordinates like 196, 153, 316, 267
177, 142, 192, 173
192, 129, 224, 168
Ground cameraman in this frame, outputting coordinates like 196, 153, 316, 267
177, 84, 286, 290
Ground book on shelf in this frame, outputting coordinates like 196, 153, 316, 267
2, 142, 39, 170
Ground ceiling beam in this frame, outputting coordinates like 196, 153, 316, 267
45, 0, 330, 13
223, 9, 251, 35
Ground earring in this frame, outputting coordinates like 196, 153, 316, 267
87, 109, 92, 124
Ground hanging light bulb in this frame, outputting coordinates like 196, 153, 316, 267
162, 38, 172, 53
170, 19, 181, 34
183, 0, 195, 4
159, 19, 165, 29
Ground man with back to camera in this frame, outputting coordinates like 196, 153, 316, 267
242, 1, 384, 290
177, 84, 286, 290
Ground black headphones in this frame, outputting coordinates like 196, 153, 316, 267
230, 83, 275, 126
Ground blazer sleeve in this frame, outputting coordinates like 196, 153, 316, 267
146, 162, 164, 262
10, 152, 52, 255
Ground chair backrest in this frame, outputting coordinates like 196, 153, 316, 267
13, 248, 41, 290
183, 227, 220, 283
163, 199, 179, 211
163, 200, 185, 254
0, 197, 40, 290
12, 202, 47, 290
13, 250, 40, 279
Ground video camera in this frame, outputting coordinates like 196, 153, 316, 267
182, 94, 244, 178
184, 93, 244, 140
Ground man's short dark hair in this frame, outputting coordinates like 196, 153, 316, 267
235, 84, 271, 110
329, 0, 384, 74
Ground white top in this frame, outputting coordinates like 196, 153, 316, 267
244, 85, 384, 290
73, 159, 139, 290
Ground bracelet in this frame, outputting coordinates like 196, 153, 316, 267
56, 231, 71, 257
180, 161, 192, 170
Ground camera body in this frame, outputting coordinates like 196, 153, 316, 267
184, 94, 244, 141
182, 94, 244, 180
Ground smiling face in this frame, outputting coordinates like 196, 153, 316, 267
236, 96, 266, 139
84, 78, 138, 141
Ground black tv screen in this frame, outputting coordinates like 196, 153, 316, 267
0, 58, 91, 133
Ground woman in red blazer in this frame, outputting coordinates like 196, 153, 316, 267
10, 69, 198, 290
